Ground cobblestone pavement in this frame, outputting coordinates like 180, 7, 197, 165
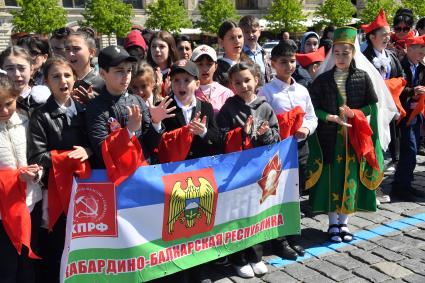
203, 156, 425, 283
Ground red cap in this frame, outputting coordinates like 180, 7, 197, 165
361, 9, 389, 34
406, 35, 425, 48
296, 46, 326, 68
124, 30, 147, 51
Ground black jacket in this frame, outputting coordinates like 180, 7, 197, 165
362, 45, 404, 79
28, 95, 89, 186
400, 56, 425, 112
85, 86, 162, 168
309, 65, 378, 163
161, 95, 222, 160
216, 95, 280, 149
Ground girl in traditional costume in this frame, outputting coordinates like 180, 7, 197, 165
307, 27, 385, 243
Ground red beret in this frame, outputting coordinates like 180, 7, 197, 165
406, 35, 425, 48
296, 46, 326, 68
361, 9, 389, 34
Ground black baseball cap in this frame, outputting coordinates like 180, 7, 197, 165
98, 45, 137, 69
169, 59, 199, 79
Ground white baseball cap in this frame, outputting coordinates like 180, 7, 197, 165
191, 45, 217, 62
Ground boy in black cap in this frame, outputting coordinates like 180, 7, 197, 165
156, 59, 222, 164
85, 45, 173, 167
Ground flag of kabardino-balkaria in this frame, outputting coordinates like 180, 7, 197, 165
60, 137, 301, 282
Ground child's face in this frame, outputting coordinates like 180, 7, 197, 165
333, 44, 354, 70
220, 27, 244, 58
151, 38, 169, 67
100, 61, 133, 95
171, 72, 199, 99
194, 57, 217, 85
2, 54, 32, 93
65, 35, 95, 74
45, 63, 75, 103
242, 26, 261, 48
406, 45, 425, 65
50, 37, 67, 58
230, 69, 258, 102
393, 22, 411, 39
304, 37, 319, 54
0, 92, 17, 122
370, 26, 390, 51
271, 55, 296, 82
177, 41, 192, 60
131, 75, 154, 101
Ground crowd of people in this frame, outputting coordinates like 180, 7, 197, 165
0, 7, 425, 283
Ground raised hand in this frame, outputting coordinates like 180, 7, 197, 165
188, 112, 207, 136
244, 115, 253, 134
147, 96, 176, 123
256, 121, 270, 136
127, 104, 142, 133
72, 85, 94, 104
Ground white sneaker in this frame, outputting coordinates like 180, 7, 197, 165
234, 263, 255, 278
250, 261, 268, 275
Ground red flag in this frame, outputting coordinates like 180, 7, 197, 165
0, 169, 39, 259
276, 106, 305, 140
406, 94, 425, 126
348, 110, 380, 171
224, 127, 253, 153
48, 150, 91, 231
384, 78, 407, 124
101, 128, 148, 186
157, 125, 194, 163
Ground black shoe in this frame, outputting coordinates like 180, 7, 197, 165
390, 189, 419, 202
278, 240, 298, 260
418, 146, 425, 156
289, 243, 305, 256
409, 188, 425, 198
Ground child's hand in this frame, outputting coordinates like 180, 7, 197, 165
339, 105, 354, 119
127, 104, 142, 133
256, 121, 270, 136
19, 164, 43, 182
163, 76, 171, 95
147, 96, 176, 123
244, 115, 253, 134
188, 111, 207, 136
294, 127, 309, 140
327, 114, 352, 127
68, 146, 91, 162
72, 85, 94, 104
197, 93, 211, 104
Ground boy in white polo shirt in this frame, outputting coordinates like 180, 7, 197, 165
259, 41, 318, 260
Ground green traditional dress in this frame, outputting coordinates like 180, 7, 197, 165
307, 69, 384, 214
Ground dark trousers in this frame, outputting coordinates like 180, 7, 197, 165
0, 201, 42, 283
393, 115, 422, 191
388, 120, 400, 162
230, 244, 263, 266
298, 140, 309, 195
35, 214, 67, 283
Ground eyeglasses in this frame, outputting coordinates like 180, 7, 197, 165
394, 26, 410, 33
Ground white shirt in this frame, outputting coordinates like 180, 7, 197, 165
56, 98, 77, 118
259, 77, 318, 140
373, 48, 391, 79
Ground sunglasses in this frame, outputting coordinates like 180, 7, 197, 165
394, 26, 410, 33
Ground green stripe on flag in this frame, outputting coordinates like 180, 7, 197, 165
65, 202, 300, 282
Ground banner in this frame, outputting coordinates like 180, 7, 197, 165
61, 137, 301, 282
